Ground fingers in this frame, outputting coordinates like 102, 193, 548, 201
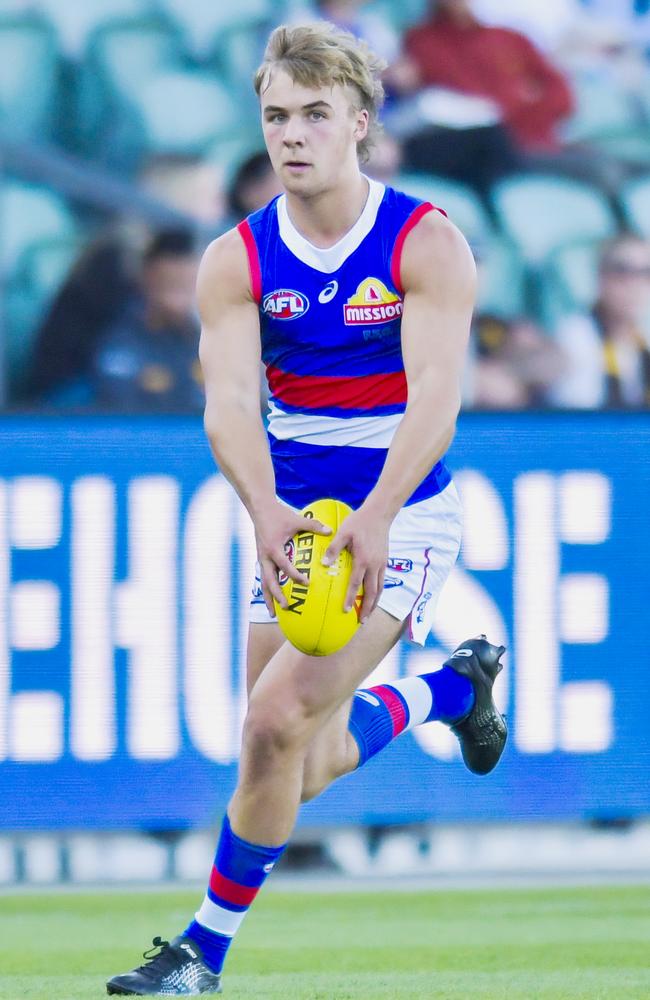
347, 566, 385, 623
322, 529, 347, 567
303, 517, 332, 537
260, 559, 287, 613
280, 556, 308, 587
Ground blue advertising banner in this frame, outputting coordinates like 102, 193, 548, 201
0, 413, 648, 829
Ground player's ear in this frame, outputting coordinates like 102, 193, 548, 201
353, 108, 369, 142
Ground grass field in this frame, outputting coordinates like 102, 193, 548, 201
1, 884, 649, 999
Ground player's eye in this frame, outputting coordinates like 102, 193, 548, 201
309, 111, 325, 121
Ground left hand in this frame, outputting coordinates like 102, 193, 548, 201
321, 506, 391, 623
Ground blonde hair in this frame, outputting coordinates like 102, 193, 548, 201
254, 22, 386, 162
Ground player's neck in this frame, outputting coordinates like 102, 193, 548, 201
284, 172, 369, 249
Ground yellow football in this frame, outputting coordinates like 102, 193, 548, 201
274, 498, 363, 657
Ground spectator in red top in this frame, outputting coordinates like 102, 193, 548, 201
382, 0, 577, 195
403, 0, 574, 153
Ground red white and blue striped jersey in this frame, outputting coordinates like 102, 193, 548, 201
237, 177, 451, 509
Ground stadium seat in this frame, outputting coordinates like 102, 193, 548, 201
1, 181, 77, 272
491, 174, 617, 265
477, 237, 526, 320
77, 14, 187, 163
620, 175, 650, 240
6, 235, 80, 392
33, 0, 147, 57
362, 0, 429, 30
129, 71, 241, 155
87, 15, 186, 105
156, 0, 273, 57
396, 173, 493, 249
0, 13, 58, 140
562, 75, 640, 145
539, 239, 601, 329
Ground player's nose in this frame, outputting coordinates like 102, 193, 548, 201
282, 116, 305, 146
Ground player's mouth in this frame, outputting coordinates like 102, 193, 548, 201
285, 161, 311, 173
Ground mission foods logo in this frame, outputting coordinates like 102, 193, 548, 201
343, 277, 403, 325
263, 288, 309, 320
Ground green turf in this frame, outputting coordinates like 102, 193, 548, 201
1, 885, 649, 999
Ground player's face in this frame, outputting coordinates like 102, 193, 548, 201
260, 70, 368, 195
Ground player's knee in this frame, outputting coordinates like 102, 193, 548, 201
241, 699, 307, 766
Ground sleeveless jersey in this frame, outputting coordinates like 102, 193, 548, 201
237, 177, 452, 510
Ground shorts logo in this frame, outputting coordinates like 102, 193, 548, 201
263, 288, 309, 320
387, 557, 413, 573
383, 575, 404, 589
343, 277, 403, 326
415, 591, 433, 624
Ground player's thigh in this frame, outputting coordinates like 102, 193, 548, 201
248, 607, 404, 729
246, 622, 286, 696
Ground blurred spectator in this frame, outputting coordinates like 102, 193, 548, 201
299, 1, 401, 63
89, 229, 203, 412
25, 154, 224, 405
465, 314, 563, 409
471, 0, 583, 52
227, 151, 283, 220
548, 234, 650, 409
387, 0, 573, 194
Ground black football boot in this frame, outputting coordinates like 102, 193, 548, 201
106, 935, 222, 996
446, 635, 507, 775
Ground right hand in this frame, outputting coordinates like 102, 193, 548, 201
254, 501, 332, 616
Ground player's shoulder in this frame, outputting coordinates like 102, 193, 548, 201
400, 206, 476, 295
197, 226, 254, 309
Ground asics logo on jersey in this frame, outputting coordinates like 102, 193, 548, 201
263, 289, 309, 320
343, 277, 403, 326
318, 280, 338, 304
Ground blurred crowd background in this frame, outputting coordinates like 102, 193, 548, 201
1, 0, 650, 413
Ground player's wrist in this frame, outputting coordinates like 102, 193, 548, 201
358, 491, 399, 526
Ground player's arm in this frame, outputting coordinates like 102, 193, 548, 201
198, 231, 330, 613
324, 212, 476, 619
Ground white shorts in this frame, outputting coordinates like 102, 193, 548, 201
249, 482, 462, 645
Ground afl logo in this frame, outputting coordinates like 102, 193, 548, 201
263, 289, 309, 320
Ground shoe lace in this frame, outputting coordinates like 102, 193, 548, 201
135, 936, 181, 981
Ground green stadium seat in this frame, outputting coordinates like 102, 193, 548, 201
87, 15, 185, 105
491, 174, 617, 265
1, 181, 77, 272
562, 76, 640, 145
157, 0, 273, 57
477, 237, 526, 320
620, 175, 650, 240
362, 0, 429, 31
34, 0, 146, 57
396, 173, 493, 249
539, 239, 601, 329
130, 71, 240, 155
6, 235, 80, 392
77, 14, 186, 162
0, 13, 58, 140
